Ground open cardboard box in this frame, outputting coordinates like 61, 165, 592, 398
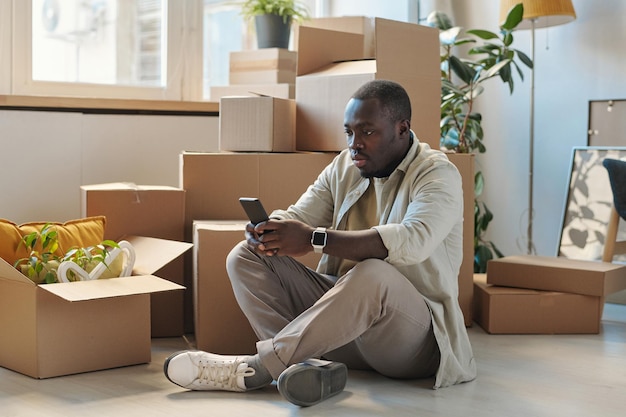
295, 18, 440, 151
0, 235, 190, 379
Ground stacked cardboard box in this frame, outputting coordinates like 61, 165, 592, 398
210, 48, 296, 101
180, 151, 336, 351
475, 255, 626, 334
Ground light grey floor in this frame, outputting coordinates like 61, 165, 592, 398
2, 304, 625, 417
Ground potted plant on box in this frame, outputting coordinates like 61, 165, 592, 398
240, 0, 309, 48
13, 223, 124, 284
427, 3, 532, 272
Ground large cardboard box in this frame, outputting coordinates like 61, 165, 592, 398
487, 255, 626, 297
474, 274, 602, 334
81, 183, 187, 337
295, 18, 440, 151
0, 235, 189, 379
193, 221, 321, 354
180, 152, 337, 240
210, 84, 294, 101
448, 153, 475, 326
219, 96, 295, 152
229, 48, 297, 85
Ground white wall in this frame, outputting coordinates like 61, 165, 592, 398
0, 110, 219, 224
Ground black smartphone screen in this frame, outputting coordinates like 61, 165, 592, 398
239, 197, 269, 225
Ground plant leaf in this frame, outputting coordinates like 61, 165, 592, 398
449, 56, 476, 85
426, 10, 453, 30
466, 29, 499, 40
501, 3, 524, 31
439, 26, 461, 45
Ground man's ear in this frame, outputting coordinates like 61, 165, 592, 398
398, 119, 411, 137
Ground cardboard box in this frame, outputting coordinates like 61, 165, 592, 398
448, 153, 475, 326
0, 235, 189, 379
180, 152, 337, 241
210, 84, 294, 101
486, 255, 626, 297
295, 18, 440, 151
229, 48, 297, 85
473, 274, 602, 334
81, 183, 187, 337
298, 16, 376, 57
193, 221, 321, 354
219, 96, 295, 152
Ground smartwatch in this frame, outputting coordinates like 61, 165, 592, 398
311, 227, 327, 254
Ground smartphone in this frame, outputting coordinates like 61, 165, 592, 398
239, 197, 269, 225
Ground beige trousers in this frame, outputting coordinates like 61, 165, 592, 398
226, 241, 440, 380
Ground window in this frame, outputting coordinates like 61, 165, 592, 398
4, 0, 321, 101
13, 0, 196, 100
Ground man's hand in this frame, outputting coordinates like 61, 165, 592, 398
245, 219, 313, 257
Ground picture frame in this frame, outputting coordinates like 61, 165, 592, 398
558, 146, 626, 261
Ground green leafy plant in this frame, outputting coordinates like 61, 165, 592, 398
240, 0, 309, 23
13, 224, 121, 284
427, 3, 532, 272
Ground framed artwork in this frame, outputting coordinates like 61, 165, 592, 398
558, 146, 626, 261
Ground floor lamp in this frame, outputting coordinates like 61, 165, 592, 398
499, 0, 576, 254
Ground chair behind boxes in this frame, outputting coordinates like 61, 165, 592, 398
602, 158, 626, 262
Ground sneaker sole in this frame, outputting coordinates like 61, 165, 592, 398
277, 361, 347, 407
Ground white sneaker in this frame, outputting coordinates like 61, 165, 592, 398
164, 350, 255, 391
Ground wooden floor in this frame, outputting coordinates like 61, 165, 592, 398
2, 304, 625, 417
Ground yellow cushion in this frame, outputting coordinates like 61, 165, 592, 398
0, 216, 106, 266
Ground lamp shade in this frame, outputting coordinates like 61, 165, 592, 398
500, 0, 576, 29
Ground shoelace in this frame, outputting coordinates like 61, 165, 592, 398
195, 358, 256, 390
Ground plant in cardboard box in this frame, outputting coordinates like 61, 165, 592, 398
13, 223, 130, 284
240, 0, 309, 48
427, 3, 533, 272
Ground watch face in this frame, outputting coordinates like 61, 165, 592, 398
312, 231, 326, 246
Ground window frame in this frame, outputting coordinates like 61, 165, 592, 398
10, 0, 203, 101
0, 0, 11, 95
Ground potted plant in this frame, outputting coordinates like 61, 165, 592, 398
240, 0, 309, 48
427, 3, 532, 272
13, 223, 124, 284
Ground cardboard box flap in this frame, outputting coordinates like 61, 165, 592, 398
297, 26, 364, 76
374, 18, 439, 78
123, 235, 192, 276
0, 256, 35, 285
82, 182, 182, 192
40, 275, 184, 302
304, 60, 377, 77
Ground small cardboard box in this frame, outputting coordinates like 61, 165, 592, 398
210, 84, 294, 101
229, 48, 297, 85
295, 18, 440, 151
193, 221, 321, 354
219, 96, 295, 152
0, 235, 189, 379
473, 274, 602, 334
486, 255, 626, 297
81, 183, 187, 337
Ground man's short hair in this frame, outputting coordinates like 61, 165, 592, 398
351, 80, 412, 123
